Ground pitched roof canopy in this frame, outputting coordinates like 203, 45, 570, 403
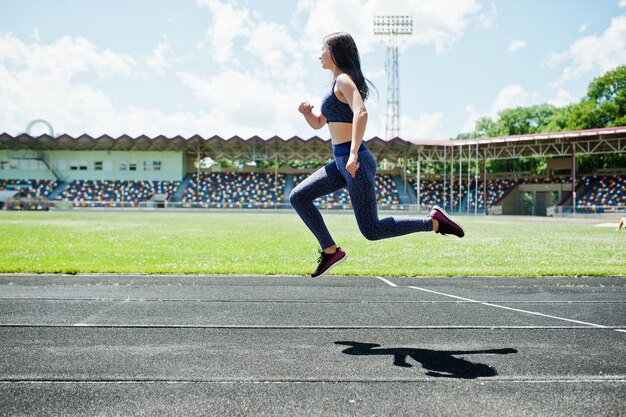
1, 126, 625, 161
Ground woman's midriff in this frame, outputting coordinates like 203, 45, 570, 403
328, 122, 352, 145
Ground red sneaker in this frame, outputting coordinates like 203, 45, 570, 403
430, 205, 465, 238
311, 247, 348, 278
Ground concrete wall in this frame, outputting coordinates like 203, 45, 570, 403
0, 150, 185, 181
501, 183, 574, 215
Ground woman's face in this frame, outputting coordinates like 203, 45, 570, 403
319, 44, 333, 70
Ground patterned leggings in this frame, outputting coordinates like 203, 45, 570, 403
289, 147, 433, 249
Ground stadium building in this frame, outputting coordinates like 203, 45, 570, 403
1, 126, 625, 215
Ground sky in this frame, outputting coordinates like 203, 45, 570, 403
1, 0, 625, 140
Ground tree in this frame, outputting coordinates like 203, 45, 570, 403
471, 116, 497, 137
567, 65, 626, 129
469, 105, 562, 138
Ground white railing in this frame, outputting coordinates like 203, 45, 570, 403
548, 205, 626, 216
44, 200, 412, 211
37, 200, 626, 215
49, 200, 135, 209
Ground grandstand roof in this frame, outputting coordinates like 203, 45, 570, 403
1, 126, 625, 161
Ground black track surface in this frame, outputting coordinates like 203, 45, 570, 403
1, 275, 624, 416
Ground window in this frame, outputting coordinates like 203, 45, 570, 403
0, 160, 8, 170
70, 160, 78, 171
144, 161, 152, 171
94, 161, 103, 171
129, 163, 137, 171
79, 161, 88, 171
153, 161, 161, 171
120, 162, 127, 171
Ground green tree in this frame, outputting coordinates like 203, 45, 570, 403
567, 65, 626, 129
471, 116, 497, 137
540, 105, 573, 132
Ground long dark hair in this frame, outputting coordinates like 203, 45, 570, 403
324, 32, 376, 101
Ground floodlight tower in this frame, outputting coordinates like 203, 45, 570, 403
373, 15, 413, 140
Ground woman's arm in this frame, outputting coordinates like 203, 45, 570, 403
336, 74, 368, 177
298, 101, 327, 130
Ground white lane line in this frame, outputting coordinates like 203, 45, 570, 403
375, 277, 398, 287
407, 285, 624, 332
405, 285, 478, 303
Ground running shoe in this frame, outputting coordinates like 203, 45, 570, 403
430, 205, 465, 238
311, 247, 348, 278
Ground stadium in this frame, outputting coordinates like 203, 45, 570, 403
1, 126, 625, 214
1, 2, 625, 416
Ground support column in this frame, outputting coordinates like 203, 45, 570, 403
458, 148, 462, 213
416, 156, 421, 212
572, 142, 577, 214
196, 147, 201, 200
483, 152, 488, 215
443, 145, 447, 210
450, 145, 454, 213
475, 142, 479, 215
467, 143, 471, 213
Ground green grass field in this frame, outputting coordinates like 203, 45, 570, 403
1, 210, 624, 277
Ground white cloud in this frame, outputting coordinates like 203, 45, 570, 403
178, 70, 314, 138
0, 34, 134, 80
245, 21, 303, 81
458, 85, 539, 134
0, 34, 135, 135
297, 0, 485, 55
578, 22, 589, 34
549, 15, 626, 82
0, 0, 494, 140
146, 41, 171, 75
390, 112, 446, 140
196, 1, 307, 83
197, 0, 255, 65
476, 3, 497, 29
461, 104, 484, 133
620, 0, 626, 8
548, 88, 576, 107
491, 84, 538, 114
508, 40, 526, 53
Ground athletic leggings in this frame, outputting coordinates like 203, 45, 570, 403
289, 146, 433, 249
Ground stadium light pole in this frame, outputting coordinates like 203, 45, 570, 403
373, 15, 413, 140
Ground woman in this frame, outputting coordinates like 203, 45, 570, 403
290, 32, 464, 278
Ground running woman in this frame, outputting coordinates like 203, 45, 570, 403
290, 32, 464, 278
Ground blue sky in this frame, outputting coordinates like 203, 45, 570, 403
1, 0, 625, 140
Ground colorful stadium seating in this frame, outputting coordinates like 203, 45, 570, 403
0, 179, 59, 198
2, 174, 624, 211
181, 172, 286, 208
410, 177, 575, 209
55, 180, 180, 207
578, 175, 626, 207
293, 173, 401, 208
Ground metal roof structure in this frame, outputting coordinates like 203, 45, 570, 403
1, 126, 625, 161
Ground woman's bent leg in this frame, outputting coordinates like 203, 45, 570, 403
289, 161, 346, 249
340, 150, 433, 241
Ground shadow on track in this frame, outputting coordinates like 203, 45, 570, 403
335, 341, 518, 379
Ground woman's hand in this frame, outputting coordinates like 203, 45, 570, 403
298, 101, 314, 115
298, 101, 326, 129
346, 152, 360, 178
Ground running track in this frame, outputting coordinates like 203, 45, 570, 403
0, 274, 624, 416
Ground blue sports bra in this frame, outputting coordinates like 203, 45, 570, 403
320, 80, 353, 123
